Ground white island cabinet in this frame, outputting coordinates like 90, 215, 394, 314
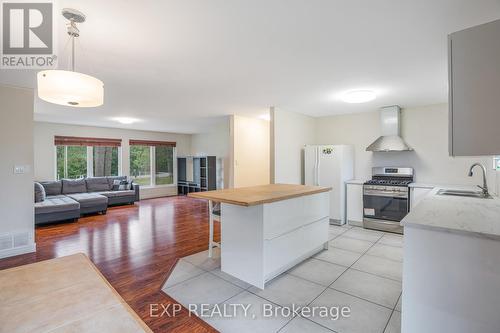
401, 187, 500, 333
190, 184, 331, 289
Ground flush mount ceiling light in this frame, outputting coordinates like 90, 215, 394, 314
113, 117, 139, 124
37, 8, 103, 107
341, 90, 377, 103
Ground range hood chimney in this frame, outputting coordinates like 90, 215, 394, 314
366, 105, 413, 152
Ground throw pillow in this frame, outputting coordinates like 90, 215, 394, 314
112, 179, 121, 191
34, 182, 46, 202
40, 181, 62, 196
118, 180, 132, 191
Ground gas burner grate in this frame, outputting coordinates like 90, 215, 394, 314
364, 179, 413, 186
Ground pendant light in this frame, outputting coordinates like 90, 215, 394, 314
37, 8, 103, 107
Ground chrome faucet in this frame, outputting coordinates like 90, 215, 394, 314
468, 163, 489, 196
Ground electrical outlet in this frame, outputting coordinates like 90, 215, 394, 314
494, 157, 500, 170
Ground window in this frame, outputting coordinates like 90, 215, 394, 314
52, 136, 175, 184
155, 146, 174, 185
56, 145, 65, 180
56, 146, 87, 179
129, 140, 176, 186
55, 136, 122, 180
129, 145, 151, 186
93, 146, 119, 177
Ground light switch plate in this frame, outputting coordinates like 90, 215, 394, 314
13, 165, 30, 174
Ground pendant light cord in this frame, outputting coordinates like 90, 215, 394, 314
67, 19, 79, 72
62, 13, 96, 76
75, 35, 96, 77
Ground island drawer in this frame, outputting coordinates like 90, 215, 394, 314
263, 192, 329, 240
263, 217, 329, 278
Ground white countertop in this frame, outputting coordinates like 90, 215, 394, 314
345, 179, 365, 185
401, 186, 500, 240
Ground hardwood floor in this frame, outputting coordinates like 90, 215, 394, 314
0, 196, 220, 333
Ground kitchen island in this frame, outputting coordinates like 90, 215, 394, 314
189, 184, 331, 289
401, 186, 500, 333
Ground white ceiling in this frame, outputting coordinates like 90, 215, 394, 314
2, 0, 500, 133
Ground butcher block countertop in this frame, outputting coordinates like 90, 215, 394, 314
189, 183, 331, 206
0, 253, 152, 333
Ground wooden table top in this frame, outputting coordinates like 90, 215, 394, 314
0, 253, 152, 333
189, 183, 331, 206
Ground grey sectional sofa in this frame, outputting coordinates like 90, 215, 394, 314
35, 176, 139, 225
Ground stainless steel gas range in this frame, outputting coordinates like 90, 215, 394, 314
363, 167, 414, 234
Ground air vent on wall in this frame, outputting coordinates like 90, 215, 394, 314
13, 232, 30, 247
0, 234, 13, 251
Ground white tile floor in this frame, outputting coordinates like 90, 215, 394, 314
161, 225, 403, 333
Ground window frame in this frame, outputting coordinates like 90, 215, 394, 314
129, 145, 177, 188
53, 137, 176, 188
153, 146, 177, 188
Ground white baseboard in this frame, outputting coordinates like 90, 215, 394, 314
329, 218, 343, 226
139, 186, 177, 200
0, 242, 36, 259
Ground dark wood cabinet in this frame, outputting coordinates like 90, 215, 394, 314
177, 156, 216, 195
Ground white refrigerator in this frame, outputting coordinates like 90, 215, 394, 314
304, 145, 354, 225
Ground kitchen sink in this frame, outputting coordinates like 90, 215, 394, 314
437, 189, 493, 199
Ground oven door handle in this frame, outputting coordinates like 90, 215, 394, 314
363, 192, 408, 198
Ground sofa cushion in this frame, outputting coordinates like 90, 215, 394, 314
62, 179, 87, 194
35, 195, 80, 214
107, 176, 127, 189
97, 190, 135, 198
86, 177, 111, 192
40, 181, 62, 196
34, 182, 46, 203
66, 193, 108, 207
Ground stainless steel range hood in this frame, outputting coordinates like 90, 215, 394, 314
366, 105, 413, 152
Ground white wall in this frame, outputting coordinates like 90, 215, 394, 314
191, 117, 230, 189
34, 122, 191, 198
0, 85, 35, 258
271, 108, 316, 184
316, 104, 496, 190
316, 111, 378, 181
230, 115, 270, 188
